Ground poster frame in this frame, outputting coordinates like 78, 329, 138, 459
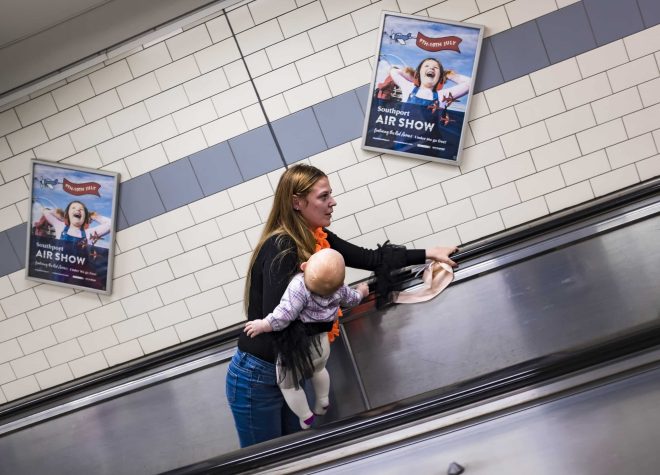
360, 11, 485, 166
24, 159, 120, 294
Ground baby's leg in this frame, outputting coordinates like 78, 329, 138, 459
311, 336, 331, 415
310, 369, 330, 415
277, 361, 314, 429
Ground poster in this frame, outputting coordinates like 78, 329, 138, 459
25, 160, 119, 294
361, 12, 484, 166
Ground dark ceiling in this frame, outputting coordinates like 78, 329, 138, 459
0, 0, 237, 100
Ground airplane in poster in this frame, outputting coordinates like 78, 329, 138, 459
385, 31, 415, 45
441, 92, 459, 108
37, 176, 60, 189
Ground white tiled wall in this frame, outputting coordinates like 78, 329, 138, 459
0, 1, 659, 404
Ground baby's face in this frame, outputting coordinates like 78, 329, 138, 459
420, 60, 441, 89
68, 202, 86, 228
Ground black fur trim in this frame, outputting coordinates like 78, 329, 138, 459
374, 241, 408, 309
273, 320, 323, 390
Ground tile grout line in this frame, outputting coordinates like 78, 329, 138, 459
2, 1, 659, 278
224, 7, 289, 172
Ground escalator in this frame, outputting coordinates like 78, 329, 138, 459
267, 352, 660, 474
1, 179, 658, 475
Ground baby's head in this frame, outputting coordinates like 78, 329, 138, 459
301, 248, 345, 296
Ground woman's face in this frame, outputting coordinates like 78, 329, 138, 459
295, 177, 336, 229
420, 59, 441, 89
68, 202, 86, 228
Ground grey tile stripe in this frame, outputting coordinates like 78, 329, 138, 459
0, 231, 22, 276
1, 0, 656, 278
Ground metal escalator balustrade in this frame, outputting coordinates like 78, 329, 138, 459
0, 178, 658, 475
167, 179, 660, 474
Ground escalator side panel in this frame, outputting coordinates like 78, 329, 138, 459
343, 216, 660, 407
316, 365, 660, 474
2, 212, 658, 474
0, 362, 239, 475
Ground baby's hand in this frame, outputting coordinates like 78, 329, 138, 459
356, 283, 369, 299
244, 319, 271, 337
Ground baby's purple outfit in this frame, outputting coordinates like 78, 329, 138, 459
265, 273, 362, 331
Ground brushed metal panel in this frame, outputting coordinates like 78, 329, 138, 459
315, 365, 660, 474
0, 362, 239, 475
1, 210, 656, 473
344, 214, 660, 407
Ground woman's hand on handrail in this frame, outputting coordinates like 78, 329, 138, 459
425, 246, 459, 267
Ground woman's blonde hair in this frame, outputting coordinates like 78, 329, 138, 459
243, 164, 327, 313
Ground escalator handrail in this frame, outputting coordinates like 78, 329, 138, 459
451, 177, 659, 263
165, 320, 660, 475
1, 178, 657, 421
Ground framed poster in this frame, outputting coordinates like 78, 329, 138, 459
25, 160, 120, 294
361, 12, 484, 166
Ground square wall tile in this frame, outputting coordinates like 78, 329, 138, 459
313, 91, 364, 148
229, 126, 283, 181
491, 21, 550, 81
189, 142, 243, 196
272, 108, 327, 164
279, 2, 326, 38
118, 173, 165, 226
474, 38, 504, 92
150, 158, 203, 212
537, 3, 597, 64
583, 0, 644, 46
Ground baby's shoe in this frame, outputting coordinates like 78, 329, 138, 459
300, 414, 315, 429
314, 398, 330, 416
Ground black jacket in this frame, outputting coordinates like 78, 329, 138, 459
237, 229, 426, 363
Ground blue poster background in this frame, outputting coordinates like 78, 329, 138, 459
28, 238, 110, 291
366, 99, 464, 159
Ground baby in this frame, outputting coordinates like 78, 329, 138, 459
245, 248, 369, 429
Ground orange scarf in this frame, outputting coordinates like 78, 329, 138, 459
313, 227, 342, 342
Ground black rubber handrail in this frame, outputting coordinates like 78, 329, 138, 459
0, 326, 244, 420
457, 177, 659, 261
1, 178, 658, 421
164, 320, 660, 475
376, 177, 660, 296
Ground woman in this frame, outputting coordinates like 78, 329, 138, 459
226, 164, 457, 447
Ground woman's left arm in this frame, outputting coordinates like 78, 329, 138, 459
425, 246, 458, 267
326, 229, 457, 270
326, 230, 420, 270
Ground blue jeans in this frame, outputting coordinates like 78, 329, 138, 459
226, 349, 300, 447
